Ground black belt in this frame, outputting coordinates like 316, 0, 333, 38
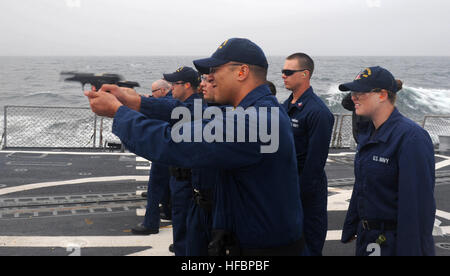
241, 236, 306, 256
361, 220, 397, 231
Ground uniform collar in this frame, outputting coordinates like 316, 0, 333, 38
359, 108, 403, 145
184, 92, 202, 103
284, 86, 314, 110
237, 84, 271, 109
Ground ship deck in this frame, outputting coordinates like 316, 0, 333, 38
0, 148, 449, 256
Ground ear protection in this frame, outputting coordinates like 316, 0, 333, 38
239, 72, 243, 77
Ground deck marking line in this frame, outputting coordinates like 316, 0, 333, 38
436, 160, 450, 170
0, 150, 136, 156
0, 176, 147, 196
0, 230, 173, 249
436, 210, 450, 221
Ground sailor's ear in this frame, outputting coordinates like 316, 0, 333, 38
237, 64, 250, 80
379, 90, 389, 101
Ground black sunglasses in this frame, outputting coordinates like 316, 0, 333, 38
282, 69, 308, 76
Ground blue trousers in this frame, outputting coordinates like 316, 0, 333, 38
169, 176, 192, 256
143, 163, 170, 229
186, 196, 213, 256
301, 176, 328, 256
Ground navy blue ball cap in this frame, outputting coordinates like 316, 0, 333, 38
339, 66, 399, 93
193, 38, 269, 74
163, 66, 200, 86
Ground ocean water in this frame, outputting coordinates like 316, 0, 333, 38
1, 56, 449, 116
1, 56, 449, 144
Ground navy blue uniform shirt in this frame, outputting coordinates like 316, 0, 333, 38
112, 84, 304, 249
140, 93, 203, 126
342, 108, 436, 256
282, 87, 335, 198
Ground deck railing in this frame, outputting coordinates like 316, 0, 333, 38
1, 106, 449, 150
1, 106, 117, 149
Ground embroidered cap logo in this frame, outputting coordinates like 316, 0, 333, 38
355, 68, 372, 80
218, 39, 229, 50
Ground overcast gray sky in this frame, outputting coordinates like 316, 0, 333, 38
0, 0, 449, 56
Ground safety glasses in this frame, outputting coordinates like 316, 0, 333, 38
351, 89, 385, 100
282, 69, 308, 76
210, 63, 244, 74
351, 88, 383, 96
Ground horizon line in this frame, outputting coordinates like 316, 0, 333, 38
1, 55, 450, 58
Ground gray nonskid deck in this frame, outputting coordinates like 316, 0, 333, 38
0, 192, 147, 220
0, 149, 449, 256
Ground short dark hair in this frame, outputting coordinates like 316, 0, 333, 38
189, 81, 199, 90
229, 62, 267, 82
286, 53, 315, 78
249, 64, 268, 81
